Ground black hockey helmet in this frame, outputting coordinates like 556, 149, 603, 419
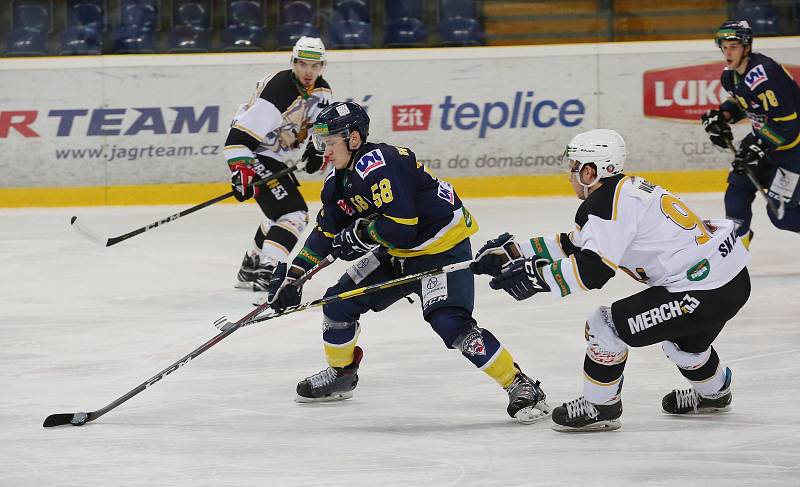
714, 20, 753, 47
311, 101, 370, 151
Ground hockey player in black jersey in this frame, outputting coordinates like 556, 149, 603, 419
701, 20, 800, 246
224, 37, 332, 291
472, 129, 751, 432
266, 101, 551, 423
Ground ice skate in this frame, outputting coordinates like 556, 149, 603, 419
505, 369, 551, 424
552, 396, 622, 432
235, 252, 277, 291
295, 347, 363, 403
662, 367, 732, 414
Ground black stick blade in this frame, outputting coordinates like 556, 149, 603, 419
43, 411, 89, 428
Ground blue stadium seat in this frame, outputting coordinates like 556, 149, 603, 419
168, 25, 211, 52
112, 25, 156, 53
7, 28, 48, 56
386, 0, 423, 21
333, 0, 370, 23
66, 3, 105, 31
227, 0, 263, 27
438, 16, 482, 46
174, 1, 210, 30
439, 0, 475, 20
282, 1, 314, 24
120, 3, 159, 31
222, 25, 265, 51
12, 2, 51, 32
328, 19, 372, 49
276, 21, 320, 49
735, 2, 782, 36
384, 17, 426, 47
61, 25, 103, 55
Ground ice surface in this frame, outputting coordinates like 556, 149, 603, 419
1, 194, 798, 486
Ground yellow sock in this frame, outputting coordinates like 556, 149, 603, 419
481, 348, 518, 389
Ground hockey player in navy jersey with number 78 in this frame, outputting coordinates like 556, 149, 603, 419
701, 20, 800, 246
266, 101, 552, 423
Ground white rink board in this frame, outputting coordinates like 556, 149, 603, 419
2, 38, 800, 189
1, 194, 799, 486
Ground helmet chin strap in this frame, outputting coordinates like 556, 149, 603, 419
576, 163, 601, 197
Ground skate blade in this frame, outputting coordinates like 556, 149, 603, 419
234, 280, 254, 290
514, 402, 553, 424
294, 391, 354, 403
662, 405, 731, 415
552, 419, 621, 433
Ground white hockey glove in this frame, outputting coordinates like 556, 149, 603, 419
470, 233, 523, 277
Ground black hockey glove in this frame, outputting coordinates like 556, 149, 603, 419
700, 109, 733, 149
489, 257, 551, 301
470, 233, 523, 277
732, 133, 769, 175
332, 217, 378, 261
267, 262, 305, 312
230, 162, 258, 202
302, 140, 325, 174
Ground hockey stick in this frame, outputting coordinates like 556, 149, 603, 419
236, 259, 473, 329
42, 253, 334, 428
724, 139, 785, 220
70, 164, 300, 247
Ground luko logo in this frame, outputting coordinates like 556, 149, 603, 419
643, 62, 800, 121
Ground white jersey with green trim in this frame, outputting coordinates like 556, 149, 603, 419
519, 175, 750, 298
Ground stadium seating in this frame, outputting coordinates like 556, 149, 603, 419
61, 26, 103, 55
112, 1, 159, 53
437, 0, 483, 46
384, 0, 426, 47
333, 0, 370, 23
168, 1, 211, 52
328, 19, 372, 49
276, 1, 320, 49
734, 1, 782, 36
222, 0, 265, 51
7, 0, 52, 56
66, 1, 105, 31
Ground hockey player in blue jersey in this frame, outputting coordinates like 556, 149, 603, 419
266, 101, 551, 423
701, 20, 800, 246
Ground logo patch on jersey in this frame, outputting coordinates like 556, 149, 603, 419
337, 198, 355, 216
686, 259, 710, 281
421, 273, 448, 310
354, 150, 386, 179
437, 180, 455, 205
627, 294, 700, 334
744, 65, 768, 90
460, 329, 486, 356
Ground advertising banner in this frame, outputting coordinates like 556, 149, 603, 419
1, 38, 798, 190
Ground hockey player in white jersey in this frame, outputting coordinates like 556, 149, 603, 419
471, 129, 751, 432
224, 37, 332, 291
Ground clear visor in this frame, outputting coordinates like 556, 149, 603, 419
312, 124, 350, 151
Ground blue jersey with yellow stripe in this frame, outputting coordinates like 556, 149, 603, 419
293, 142, 478, 270
720, 52, 800, 154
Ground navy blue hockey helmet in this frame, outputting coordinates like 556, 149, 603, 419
311, 101, 370, 151
715, 20, 753, 47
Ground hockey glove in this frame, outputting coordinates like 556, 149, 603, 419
302, 140, 326, 174
732, 133, 769, 175
470, 233, 523, 277
267, 262, 305, 312
489, 257, 551, 301
230, 162, 258, 202
700, 109, 733, 149
332, 217, 378, 261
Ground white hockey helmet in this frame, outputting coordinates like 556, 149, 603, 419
291, 36, 326, 64
565, 129, 626, 187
